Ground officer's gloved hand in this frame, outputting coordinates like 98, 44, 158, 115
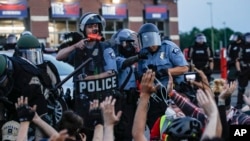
236, 70, 241, 76
207, 68, 213, 75
156, 69, 168, 78
137, 52, 148, 60
147, 64, 157, 72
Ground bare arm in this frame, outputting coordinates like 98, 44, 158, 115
17, 122, 30, 141
197, 89, 222, 139
32, 113, 59, 137
89, 99, 103, 141
15, 96, 59, 140
93, 125, 103, 141
132, 69, 157, 141
236, 59, 241, 71
101, 96, 122, 141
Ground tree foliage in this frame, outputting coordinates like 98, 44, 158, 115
179, 27, 235, 52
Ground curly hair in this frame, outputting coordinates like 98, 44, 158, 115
57, 110, 84, 136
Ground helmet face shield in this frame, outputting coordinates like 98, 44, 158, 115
229, 34, 238, 42
245, 35, 250, 43
139, 32, 161, 48
6, 36, 17, 44
19, 48, 43, 65
79, 13, 106, 34
195, 35, 206, 43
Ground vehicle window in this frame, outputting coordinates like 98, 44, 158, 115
44, 55, 74, 75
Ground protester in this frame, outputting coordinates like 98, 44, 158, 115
15, 96, 58, 141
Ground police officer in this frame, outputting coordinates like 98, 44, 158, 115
56, 12, 118, 140
137, 23, 189, 129
14, 35, 61, 92
235, 32, 250, 109
188, 33, 214, 82
13, 34, 68, 140
112, 28, 147, 141
0, 54, 48, 140
3, 34, 17, 50
227, 32, 243, 83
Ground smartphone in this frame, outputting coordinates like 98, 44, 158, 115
184, 72, 200, 82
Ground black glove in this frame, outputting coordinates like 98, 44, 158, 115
205, 68, 213, 75
62, 32, 83, 46
236, 70, 241, 76
16, 104, 35, 122
156, 69, 168, 78
147, 64, 157, 72
138, 52, 148, 59
88, 108, 103, 127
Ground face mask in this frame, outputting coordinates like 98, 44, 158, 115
120, 42, 136, 57
165, 107, 177, 119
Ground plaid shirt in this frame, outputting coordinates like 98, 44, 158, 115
227, 107, 250, 125
169, 90, 207, 126
150, 90, 207, 140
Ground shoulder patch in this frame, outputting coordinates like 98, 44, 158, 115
109, 51, 116, 59
172, 48, 180, 54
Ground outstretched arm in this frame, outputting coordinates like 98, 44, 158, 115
101, 96, 122, 141
15, 96, 59, 141
132, 69, 157, 141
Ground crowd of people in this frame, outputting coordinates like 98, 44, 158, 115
0, 11, 250, 141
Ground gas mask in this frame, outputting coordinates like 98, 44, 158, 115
119, 41, 136, 58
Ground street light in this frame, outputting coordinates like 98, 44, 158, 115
207, 2, 214, 52
223, 22, 227, 47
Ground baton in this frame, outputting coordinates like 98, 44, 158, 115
55, 57, 93, 89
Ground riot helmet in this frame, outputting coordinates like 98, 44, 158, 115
0, 54, 13, 88
164, 116, 202, 141
21, 31, 32, 36
79, 12, 106, 37
229, 32, 243, 44
4, 34, 17, 50
137, 23, 161, 49
113, 29, 137, 57
195, 33, 207, 44
244, 32, 250, 44
15, 35, 43, 65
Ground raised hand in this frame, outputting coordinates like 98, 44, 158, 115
140, 69, 157, 95
100, 96, 122, 126
219, 81, 237, 100
15, 96, 36, 122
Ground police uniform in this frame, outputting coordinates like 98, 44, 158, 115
1, 55, 48, 120
236, 43, 250, 108
137, 40, 188, 129
227, 43, 241, 82
188, 43, 213, 81
116, 56, 139, 141
111, 28, 143, 141
64, 41, 118, 120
